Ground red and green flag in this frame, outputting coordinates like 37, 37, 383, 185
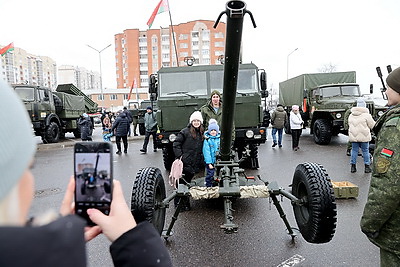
147, 0, 169, 29
0, 42, 14, 56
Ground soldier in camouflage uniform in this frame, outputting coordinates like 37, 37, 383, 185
360, 66, 400, 266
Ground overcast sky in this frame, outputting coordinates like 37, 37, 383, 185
1, 0, 399, 97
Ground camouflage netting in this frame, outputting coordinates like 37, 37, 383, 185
189, 185, 269, 199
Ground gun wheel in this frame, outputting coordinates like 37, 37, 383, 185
131, 167, 166, 235
292, 162, 337, 243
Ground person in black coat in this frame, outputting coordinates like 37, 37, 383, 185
0, 80, 172, 267
111, 111, 130, 154
78, 113, 93, 141
123, 106, 133, 136
173, 111, 205, 210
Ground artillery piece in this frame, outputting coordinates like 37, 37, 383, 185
130, 1, 337, 244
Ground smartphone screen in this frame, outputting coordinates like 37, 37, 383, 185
74, 142, 113, 225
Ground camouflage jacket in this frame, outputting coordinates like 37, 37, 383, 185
360, 104, 400, 253
200, 100, 223, 130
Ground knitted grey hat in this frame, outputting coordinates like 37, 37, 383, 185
357, 98, 366, 108
386, 66, 400, 94
0, 80, 36, 201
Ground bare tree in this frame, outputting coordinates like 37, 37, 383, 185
318, 63, 337, 73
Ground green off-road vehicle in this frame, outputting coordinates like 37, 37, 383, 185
13, 83, 97, 143
279, 72, 386, 145
150, 63, 267, 170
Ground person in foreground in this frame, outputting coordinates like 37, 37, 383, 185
360, 66, 400, 267
0, 80, 172, 267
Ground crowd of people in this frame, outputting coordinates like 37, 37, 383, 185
3, 66, 400, 266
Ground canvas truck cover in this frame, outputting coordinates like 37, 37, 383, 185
53, 91, 85, 118
56, 83, 98, 113
279, 71, 356, 106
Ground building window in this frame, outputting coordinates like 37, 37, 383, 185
97, 94, 104, 101
192, 41, 199, 46
139, 37, 147, 43
180, 43, 188, 48
192, 31, 199, 38
110, 94, 117, 100
123, 94, 129, 100
179, 34, 188, 40
162, 35, 169, 42
140, 71, 148, 75
215, 50, 224, 56
202, 49, 209, 55
180, 52, 188, 57
215, 32, 224, 38
215, 42, 224, 47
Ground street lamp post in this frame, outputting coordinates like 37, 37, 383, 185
87, 44, 112, 108
286, 48, 298, 79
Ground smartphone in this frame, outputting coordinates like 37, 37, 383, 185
74, 142, 113, 225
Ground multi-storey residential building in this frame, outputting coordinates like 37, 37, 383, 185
0, 46, 57, 89
58, 65, 101, 90
115, 20, 226, 89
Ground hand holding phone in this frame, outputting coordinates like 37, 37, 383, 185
74, 142, 113, 226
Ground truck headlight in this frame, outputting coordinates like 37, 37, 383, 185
336, 113, 342, 119
245, 130, 254, 138
169, 134, 177, 142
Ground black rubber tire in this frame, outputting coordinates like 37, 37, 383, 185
131, 167, 166, 235
45, 122, 60, 143
139, 123, 146, 135
313, 119, 332, 145
292, 162, 337, 243
162, 147, 174, 171
104, 181, 111, 194
73, 128, 81, 138
284, 121, 291, 134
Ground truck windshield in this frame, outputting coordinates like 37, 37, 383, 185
14, 87, 35, 101
159, 68, 258, 97
159, 72, 208, 97
321, 85, 360, 98
210, 69, 258, 94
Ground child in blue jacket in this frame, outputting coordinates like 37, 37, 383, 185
202, 119, 220, 187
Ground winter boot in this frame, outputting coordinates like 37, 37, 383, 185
351, 164, 357, 173
364, 164, 372, 173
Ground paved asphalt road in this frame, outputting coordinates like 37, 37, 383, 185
30, 125, 380, 267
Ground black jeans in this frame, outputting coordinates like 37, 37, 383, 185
116, 135, 128, 152
291, 129, 302, 149
142, 131, 157, 151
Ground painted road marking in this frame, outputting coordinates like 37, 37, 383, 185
277, 254, 305, 267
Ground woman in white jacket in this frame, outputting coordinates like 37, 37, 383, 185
348, 98, 375, 173
290, 105, 304, 151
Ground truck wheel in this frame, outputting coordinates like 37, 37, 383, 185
139, 123, 145, 135
313, 119, 332, 145
162, 147, 174, 171
45, 122, 60, 143
73, 128, 81, 138
131, 167, 166, 235
292, 162, 337, 244
284, 121, 291, 134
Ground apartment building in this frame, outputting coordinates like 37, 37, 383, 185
0, 46, 57, 88
58, 65, 101, 90
115, 20, 226, 89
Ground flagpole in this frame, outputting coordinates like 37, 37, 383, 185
166, 0, 179, 67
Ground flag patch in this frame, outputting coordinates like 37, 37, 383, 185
381, 148, 394, 157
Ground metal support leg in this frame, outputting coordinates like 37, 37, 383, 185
270, 193, 297, 240
162, 198, 183, 239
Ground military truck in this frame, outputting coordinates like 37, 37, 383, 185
150, 63, 267, 170
127, 100, 158, 135
279, 72, 381, 145
13, 83, 98, 143
130, 0, 337, 244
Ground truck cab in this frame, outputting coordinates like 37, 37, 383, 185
151, 63, 267, 170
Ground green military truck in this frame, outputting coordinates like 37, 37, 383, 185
279, 71, 384, 145
13, 83, 98, 143
127, 100, 158, 135
150, 63, 268, 170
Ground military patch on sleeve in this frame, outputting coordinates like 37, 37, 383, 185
375, 157, 391, 174
380, 148, 394, 157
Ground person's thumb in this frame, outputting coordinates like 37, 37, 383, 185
87, 208, 109, 227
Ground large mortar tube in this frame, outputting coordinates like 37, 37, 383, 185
213, 1, 256, 161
